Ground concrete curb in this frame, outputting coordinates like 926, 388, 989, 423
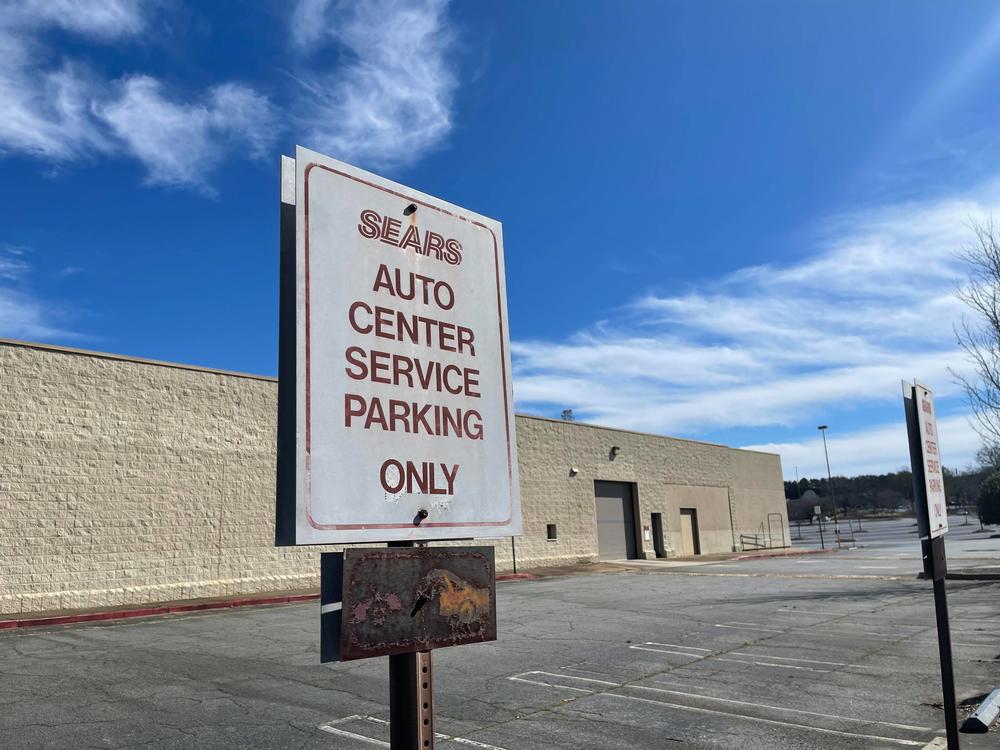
961, 685, 1000, 733
946, 571, 1000, 581
0, 593, 320, 630
732, 547, 837, 561
0, 573, 537, 631
917, 571, 1000, 582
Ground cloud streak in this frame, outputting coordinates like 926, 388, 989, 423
98, 77, 276, 193
743, 414, 981, 479
0, 245, 76, 341
1, 1, 465, 190
0, 1, 276, 191
290, 0, 458, 170
512, 186, 1000, 473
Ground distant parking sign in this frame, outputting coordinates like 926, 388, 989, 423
913, 383, 948, 539
276, 147, 521, 545
902, 381, 948, 540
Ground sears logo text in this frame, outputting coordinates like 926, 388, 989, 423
358, 208, 463, 266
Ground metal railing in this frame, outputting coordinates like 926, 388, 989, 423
739, 516, 790, 552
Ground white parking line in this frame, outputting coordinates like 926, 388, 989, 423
714, 656, 831, 673
629, 643, 860, 671
507, 675, 592, 693
506, 672, 927, 746
599, 694, 926, 746
629, 645, 705, 657
715, 623, 784, 633
729, 651, 848, 667
712, 620, 992, 649
629, 642, 711, 658
644, 682, 934, 732
319, 715, 509, 749
319, 718, 389, 747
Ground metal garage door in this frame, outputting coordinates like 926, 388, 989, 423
594, 481, 637, 560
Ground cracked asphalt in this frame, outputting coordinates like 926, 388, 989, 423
2, 535, 999, 748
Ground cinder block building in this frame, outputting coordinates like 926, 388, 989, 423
0, 339, 788, 616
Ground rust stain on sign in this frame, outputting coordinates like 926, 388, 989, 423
418, 569, 491, 624
338, 546, 496, 661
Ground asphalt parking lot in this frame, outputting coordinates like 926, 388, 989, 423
1, 520, 998, 749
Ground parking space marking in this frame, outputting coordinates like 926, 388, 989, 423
714, 656, 831, 673
628, 641, 867, 673
600, 693, 926, 746
319, 715, 509, 749
777, 607, 999, 629
319, 716, 389, 747
728, 651, 848, 667
507, 674, 593, 693
715, 622, 783, 633
507, 671, 929, 746
644, 682, 934, 732
629, 642, 710, 658
708, 617, 997, 655
646, 641, 712, 654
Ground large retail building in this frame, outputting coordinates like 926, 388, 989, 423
0, 339, 788, 616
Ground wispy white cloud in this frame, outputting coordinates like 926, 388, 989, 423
290, 0, 330, 51
512, 185, 1000, 469
0, 30, 113, 160
290, 0, 458, 169
0, 245, 75, 340
743, 415, 982, 479
0, 1, 275, 191
97, 77, 276, 192
5, 0, 147, 37
0, 245, 30, 281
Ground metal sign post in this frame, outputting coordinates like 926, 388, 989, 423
321, 545, 497, 749
277, 148, 519, 750
902, 381, 960, 750
389, 650, 434, 749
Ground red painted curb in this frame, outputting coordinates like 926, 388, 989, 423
0, 575, 540, 630
0, 593, 320, 630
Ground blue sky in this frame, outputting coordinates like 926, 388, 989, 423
3, 0, 1000, 479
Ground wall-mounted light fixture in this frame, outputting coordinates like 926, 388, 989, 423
609, 446, 621, 460
569, 467, 579, 477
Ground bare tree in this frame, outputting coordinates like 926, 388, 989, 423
953, 218, 1000, 446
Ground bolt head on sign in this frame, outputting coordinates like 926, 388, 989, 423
277, 146, 522, 545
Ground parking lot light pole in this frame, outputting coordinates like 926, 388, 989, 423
818, 425, 841, 543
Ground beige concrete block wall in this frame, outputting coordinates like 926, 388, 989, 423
0, 341, 319, 615
728, 448, 790, 548
0, 341, 787, 615
662, 485, 732, 555
512, 416, 789, 561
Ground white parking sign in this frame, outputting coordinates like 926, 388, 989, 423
914, 382, 948, 539
276, 147, 521, 545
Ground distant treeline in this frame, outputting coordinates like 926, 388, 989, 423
784, 466, 989, 521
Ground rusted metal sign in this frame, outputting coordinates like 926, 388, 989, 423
321, 547, 496, 662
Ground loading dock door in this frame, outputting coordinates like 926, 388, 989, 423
594, 481, 637, 560
679, 508, 701, 556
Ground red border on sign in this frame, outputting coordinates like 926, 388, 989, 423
303, 163, 514, 531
